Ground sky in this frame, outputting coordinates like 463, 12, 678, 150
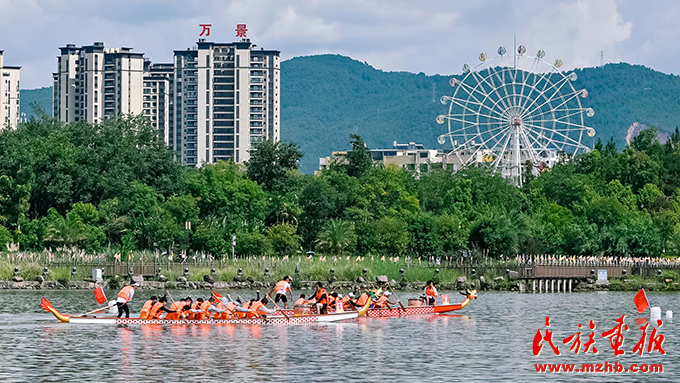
0, 0, 677, 89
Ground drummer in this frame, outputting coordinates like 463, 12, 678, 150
424, 280, 438, 305
115, 281, 139, 318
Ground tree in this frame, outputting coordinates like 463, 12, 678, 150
44, 208, 87, 248
235, 231, 271, 256
246, 140, 303, 192
316, 219, 356, 256
346, 134, 373, 178
375, 216, 409, 255
185, 161, 267, 233
265, 223, 300, 256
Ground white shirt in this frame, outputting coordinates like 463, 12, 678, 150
275, 282, 291, 295
116, 288, 135, 303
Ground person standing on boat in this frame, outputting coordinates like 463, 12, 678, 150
139, 296, 157, 319
271, 276, 294, 309
312, 282, 329, 314
116, 282, 139, 318
424, 281, 438, 305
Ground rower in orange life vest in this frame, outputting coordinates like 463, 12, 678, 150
246, 297, 277, 318
116, 281, 139, 318
424, 280, 438, 305
139, 296, 157, 319
147, 296, 176, 319
372, 291, 396, 308
271, 276, 294, 309
341, 293, 355, 310
327, 292, 340, 312
354, 291, 370, 308
313, 282, 329, 314
186, 298, 203, 319
166, 297, 192, 320
294, 294, 307, 306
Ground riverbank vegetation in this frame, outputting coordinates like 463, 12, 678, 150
1, 117, 680, 261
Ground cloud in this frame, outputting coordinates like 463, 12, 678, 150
0, 0, 664, 89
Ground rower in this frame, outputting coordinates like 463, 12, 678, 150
294, 294, 307, 306
272, 276, 293, 309
148, 297, 176, 319
115, 282, 139, 318
372, 291, 396, 308
354, 292, 370, 308
424, 280, 438, 305
312, 282, 329, 314
341, 293, 354, 310
139, 296, 157, 319
166, 298, 190, 320
327, 292, 339, 312
247, 297, 277, 318
187, 298, 203, 320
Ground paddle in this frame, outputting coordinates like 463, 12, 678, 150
266, 293, 290, 321
388, 290, 407, 313
165, 290, 188, 323
78, 302, 116, 317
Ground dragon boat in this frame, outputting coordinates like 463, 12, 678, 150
279, 289, 478, 318
40, 298, 369, 326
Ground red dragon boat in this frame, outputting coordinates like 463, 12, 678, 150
40, 298, 369, 326
279, 289, 478, 318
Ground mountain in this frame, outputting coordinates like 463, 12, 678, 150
20, 56, 680, 172
20, 87, 52, 118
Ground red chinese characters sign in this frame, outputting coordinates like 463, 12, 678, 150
199, 24, 211, 37
533, 316, 665, 357
236, 23, 248, 37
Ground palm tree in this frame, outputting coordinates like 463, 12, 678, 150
316, 219, 356, 256
45, 214, 87, 248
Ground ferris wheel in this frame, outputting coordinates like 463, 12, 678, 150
436, 45, 596, 186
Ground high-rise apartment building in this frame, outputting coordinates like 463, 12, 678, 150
173, 39, 280, 166
52, 37, 281, 167
0, 51, 21, 129
52, 42, 145, 124
143, 61, 173, 146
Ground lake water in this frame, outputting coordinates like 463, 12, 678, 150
0, 289, 677, 382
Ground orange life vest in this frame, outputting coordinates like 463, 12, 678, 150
139, 299, 154, 319
197, 301, 212, 320
117, 286, 134, 302
294, 298, 306, 305
355, 293, 369, 307
374, 295, 389, 308
247, 301, 264, 318
315, 288, 328, 304
187, 301, 200, 320
327, 295, 336, 311
224, 302, 238, 319
425, 286, 437, 297
149, 301, 165, 319
341, 295, 352, 309
240, 300, 253, 319
166, 301, 184, 320
274, 280, 290, 293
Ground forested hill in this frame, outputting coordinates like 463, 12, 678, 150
21, 56, 680, 172
282, 55, 680, 172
